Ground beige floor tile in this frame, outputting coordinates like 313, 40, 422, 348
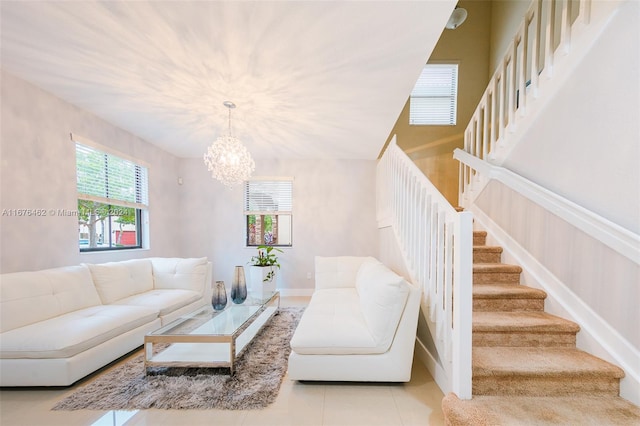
0, 388, 105, 426
321, 383, 404, 426
0, 405, 105, 426
243, 376, 325, 426
241, 376, 325, 426
270, 376, 326, 410
242, 407, 323, 426
124, 409, 247, 426
390, 360, 445, 426
391, 381, 445, 426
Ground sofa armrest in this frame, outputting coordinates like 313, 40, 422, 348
314, 256, 374, 290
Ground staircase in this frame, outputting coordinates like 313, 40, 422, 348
442, 230, 640, 425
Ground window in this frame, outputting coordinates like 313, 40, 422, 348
74, 135, 148, 251
409, 63, 459, 125
244, 178, 293, 247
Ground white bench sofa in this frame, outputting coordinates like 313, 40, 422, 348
288, 256, 421, 382
0, 257, 212, 387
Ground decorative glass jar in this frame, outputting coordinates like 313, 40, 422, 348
231, 266, 247, 304
211, 281, 227, 311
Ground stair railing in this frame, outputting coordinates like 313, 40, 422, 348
459, 0, 604, 202
455, 149, 640, 266
377, 137, 474, 399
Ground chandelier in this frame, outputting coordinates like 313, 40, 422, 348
203, 101, 255, 187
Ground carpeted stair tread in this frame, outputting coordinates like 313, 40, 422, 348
473, 263, 523, 284
442, 393, 640, 426
473, 231, 487, 245
456, 227, 632, 416
474, 245, 503, 252
473, 347, 625, 378
474, 263, 522, 273
473, 246, 503, 263
473, 284, 546, 299
473, 311, 580, 333
473, 284, 547, 312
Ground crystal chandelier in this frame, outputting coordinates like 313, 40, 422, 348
203, 101, 255, 187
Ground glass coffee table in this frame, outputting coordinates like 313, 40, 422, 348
144, 292, 280, 374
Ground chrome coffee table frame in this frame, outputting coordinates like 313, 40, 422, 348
144, 292, 280, 375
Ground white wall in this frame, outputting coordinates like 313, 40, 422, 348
0, 71, 183, 272
178, 157, 379, 294
503, 0, 640, 234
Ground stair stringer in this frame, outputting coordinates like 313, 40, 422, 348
468, 203, 640, 406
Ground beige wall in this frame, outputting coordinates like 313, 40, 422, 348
488, 0, 530, 73
385, 1, 492, 206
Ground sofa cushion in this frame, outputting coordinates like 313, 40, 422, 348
86, 259, 154, 304
307, 288, 360, 306
356, 259, 410, 351
0, 265, 102, 333
290, 289, 380, 355
150, 257, 208, 294
315, 256, 372, 290
115, 289, 201, 316
0, 305, 158, 359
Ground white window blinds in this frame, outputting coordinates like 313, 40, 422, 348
244, 179, 293, 215
409, 64, 458, 125
75, 142, 149, 210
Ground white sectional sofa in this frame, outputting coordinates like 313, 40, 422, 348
288, 256, 421, 382
0, 257, 212, 387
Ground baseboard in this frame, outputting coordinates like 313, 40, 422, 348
470, 205, 640, 406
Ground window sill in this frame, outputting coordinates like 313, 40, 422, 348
79, 247, 150, 255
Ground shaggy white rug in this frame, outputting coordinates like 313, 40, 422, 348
53, 307, 303, 410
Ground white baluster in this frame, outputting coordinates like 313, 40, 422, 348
559, 0, 571, 55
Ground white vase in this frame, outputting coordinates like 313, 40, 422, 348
249, 266, 277, 299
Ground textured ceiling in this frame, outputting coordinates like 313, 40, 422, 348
1, 1, 454, 160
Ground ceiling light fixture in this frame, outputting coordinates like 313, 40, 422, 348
203, 101, 255, 187
445, 7, 468, 30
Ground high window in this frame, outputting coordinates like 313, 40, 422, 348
244, 178, 293, 247
74, 135, 148, 251
409, 63, 459, 125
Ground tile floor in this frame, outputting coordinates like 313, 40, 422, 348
0, 297, 445, 426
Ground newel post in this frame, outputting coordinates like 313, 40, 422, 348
452, 210, 473, 399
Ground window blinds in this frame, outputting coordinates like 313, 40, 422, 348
410, 64, 458, 125
75, 142, 149, 210
244, 179, 293, 215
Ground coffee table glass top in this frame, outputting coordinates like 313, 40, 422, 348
149, 292, 278, 338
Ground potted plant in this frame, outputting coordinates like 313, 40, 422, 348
248, 245, 283, 297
